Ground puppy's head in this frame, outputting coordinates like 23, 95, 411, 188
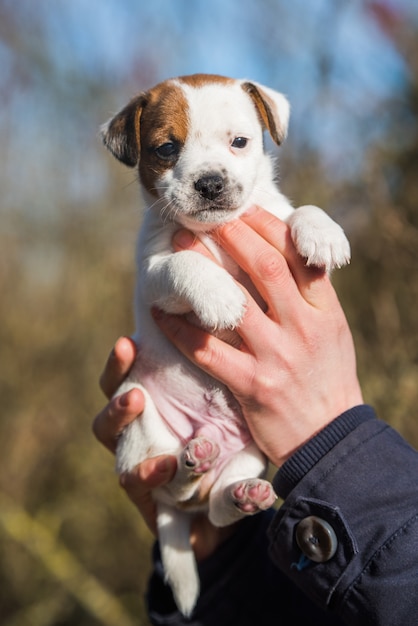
101, 74, 289, 230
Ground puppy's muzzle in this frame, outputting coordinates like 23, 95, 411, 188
194, 174, 224, 201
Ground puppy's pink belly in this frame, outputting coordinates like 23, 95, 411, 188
142, 374, 251, 458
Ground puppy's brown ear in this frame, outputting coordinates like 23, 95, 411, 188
100, 95, 146, 167
241, 82, 290, 146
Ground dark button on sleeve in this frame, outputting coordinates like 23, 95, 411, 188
296, 516, 338, 563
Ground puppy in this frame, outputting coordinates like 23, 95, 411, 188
101, 73, 350, 615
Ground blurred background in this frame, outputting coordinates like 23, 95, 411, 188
1, 0, 417, 624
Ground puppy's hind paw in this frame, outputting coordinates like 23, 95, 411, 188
231, 478, 277, 514
182, 437, 220, 474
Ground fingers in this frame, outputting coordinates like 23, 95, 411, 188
173, 217, 302, 324
214, 217, 305, 322
151, 307, 255, 396
122, 456, 234, 550
120, 455, 177, 534
239, 207, 338, 309
172, 229, 213, 259
92, 387, 145, 453
99, 336, 137, 399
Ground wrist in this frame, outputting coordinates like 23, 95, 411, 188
272, 405, 377, 499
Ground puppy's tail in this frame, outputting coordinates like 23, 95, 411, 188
157, 502, 199, 617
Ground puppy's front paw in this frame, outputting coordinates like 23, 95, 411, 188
289, 205, 351, 271
193, 272, 246, 330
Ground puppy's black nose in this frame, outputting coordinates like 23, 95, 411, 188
194, 174, 224, 200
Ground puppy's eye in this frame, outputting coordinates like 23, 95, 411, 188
155, 142, 179, 160
231, 137, 248, 149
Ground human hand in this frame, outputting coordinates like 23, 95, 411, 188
93, 336, 143, 452
152, 206, 364, 467
93, 337, 234, 557
92, 337, 177, 532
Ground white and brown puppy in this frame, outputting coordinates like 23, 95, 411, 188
101, 73, 350, 615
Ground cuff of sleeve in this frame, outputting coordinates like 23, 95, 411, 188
273, 405, 377, 499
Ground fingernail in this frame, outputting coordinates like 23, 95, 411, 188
119, 391, 131, 407
151, 306, 166, 321
172, 229, 196, 250
242, 205, 259, 216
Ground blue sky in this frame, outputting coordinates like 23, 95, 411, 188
34, 0, 411, 99
1, 0, 416, 215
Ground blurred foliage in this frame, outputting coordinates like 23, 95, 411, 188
0, 2, 417, 625
335, 15, 418, 440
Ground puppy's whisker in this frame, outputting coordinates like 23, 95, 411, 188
145, 196, 163, 214
160, 199, 177, 225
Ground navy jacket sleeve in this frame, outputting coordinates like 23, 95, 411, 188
147, 405, 418, 625
270, 405, 418, 625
